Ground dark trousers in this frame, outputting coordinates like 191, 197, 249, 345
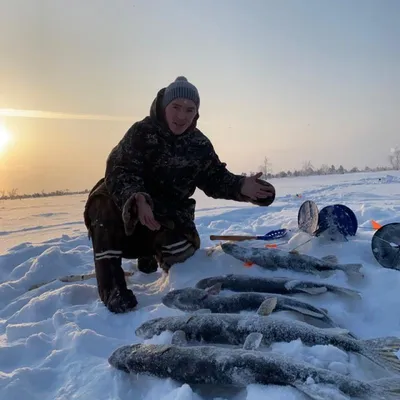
84, 193, 199, 269
83, 191, 199, 312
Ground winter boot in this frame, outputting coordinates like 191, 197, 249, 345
85, 194, 138, 314
94, 258, 138, 313
137, 255, 159, 273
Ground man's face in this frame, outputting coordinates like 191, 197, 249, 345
164, 98, 197, 135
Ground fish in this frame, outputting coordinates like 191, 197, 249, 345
220, 242, 364, 279
135, 312, 400, 375
195, 274, 361, 298
108, 340, 400, 400
161, 285, 351, 334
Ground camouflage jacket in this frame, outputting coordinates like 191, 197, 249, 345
101, 88, 274, 233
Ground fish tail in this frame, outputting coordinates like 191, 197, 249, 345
369, 376, 400, 399
360, 337, 400, 374
295, 376, 400, 400
339, 263, 364, 279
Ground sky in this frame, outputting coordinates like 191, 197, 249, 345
0, 0, 399, 194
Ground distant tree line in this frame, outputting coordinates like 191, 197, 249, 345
242, 147, 400, 179
0, 188, 89, 201
389, 146, 400, 170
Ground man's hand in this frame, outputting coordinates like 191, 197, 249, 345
136, 193, 161, 231
240, 172, 275, 201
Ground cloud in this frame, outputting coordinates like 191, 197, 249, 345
0, 108, 134, 122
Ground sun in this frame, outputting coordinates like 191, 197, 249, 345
0, 123, 11, 153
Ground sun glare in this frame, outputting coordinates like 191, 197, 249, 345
0, 123, 11, 153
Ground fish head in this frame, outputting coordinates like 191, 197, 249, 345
135, 317, 163, 339
109, 344, 172, 373
108, 344, 138, 373
162, 288, 209, 311
220, 242, 255, 260
220, 242, 239, 256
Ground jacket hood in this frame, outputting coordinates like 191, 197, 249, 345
149, 88, 199, 135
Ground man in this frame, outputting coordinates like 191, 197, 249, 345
84, 76, 276, 314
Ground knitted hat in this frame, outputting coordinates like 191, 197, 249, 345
162, 76, 200, 109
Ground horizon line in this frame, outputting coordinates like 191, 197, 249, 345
0, 108, 214, 126
0, 108, 136, 122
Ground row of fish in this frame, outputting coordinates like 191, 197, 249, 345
161, 276, 358, 336
135, 311, 400, 375
109, 244, 400, 399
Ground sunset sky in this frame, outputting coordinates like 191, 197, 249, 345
1, 0, 399, 194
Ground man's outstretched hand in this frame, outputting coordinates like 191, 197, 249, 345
240, 172, 275, 201
136, 193, 161, 231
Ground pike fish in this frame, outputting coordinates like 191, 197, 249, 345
195, 274, 361, 298
161, 285, 350, 334
109, 341, 400, 399
220, 242, 364, 279
136, 311, 400, 375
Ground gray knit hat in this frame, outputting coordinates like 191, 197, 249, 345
162, 76, 200, 109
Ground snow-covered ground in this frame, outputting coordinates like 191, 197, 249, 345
1, 171, 400, 400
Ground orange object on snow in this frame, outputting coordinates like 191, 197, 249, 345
371, 220, 382, 230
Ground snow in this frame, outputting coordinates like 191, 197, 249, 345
1, 171, 400, 399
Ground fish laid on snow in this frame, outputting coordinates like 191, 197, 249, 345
161, 286, 349, 333
108, 341, 400, 400
220, 242, 364, 278
195, 274, 361, 298
136, 312, 400, 375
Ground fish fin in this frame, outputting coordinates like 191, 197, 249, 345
321, 327, 350, 335
321, 255, 338, 264
152, 344, 173, 355
289, 249, 300, 255
205, 282, 222, 295
284, 305, 325, 319
171, 330, 188, 346
296, 282, 361, 298
243, 332, 263, 350
292, 381, 332, 400
331, 286, 362, 299
316, 270, 336, 278
369, 377, 400, 399
257, 298, 278, 316
339, 263, 364, 279
298, 286, 328, 295
283, 280, 301, 290
193, 309, 212, 314
360, 337, 400, 374
184, 315, 194, 323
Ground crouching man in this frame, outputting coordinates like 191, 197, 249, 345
83, 76, 275, 314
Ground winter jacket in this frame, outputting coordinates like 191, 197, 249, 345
88, 88, 275, 237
